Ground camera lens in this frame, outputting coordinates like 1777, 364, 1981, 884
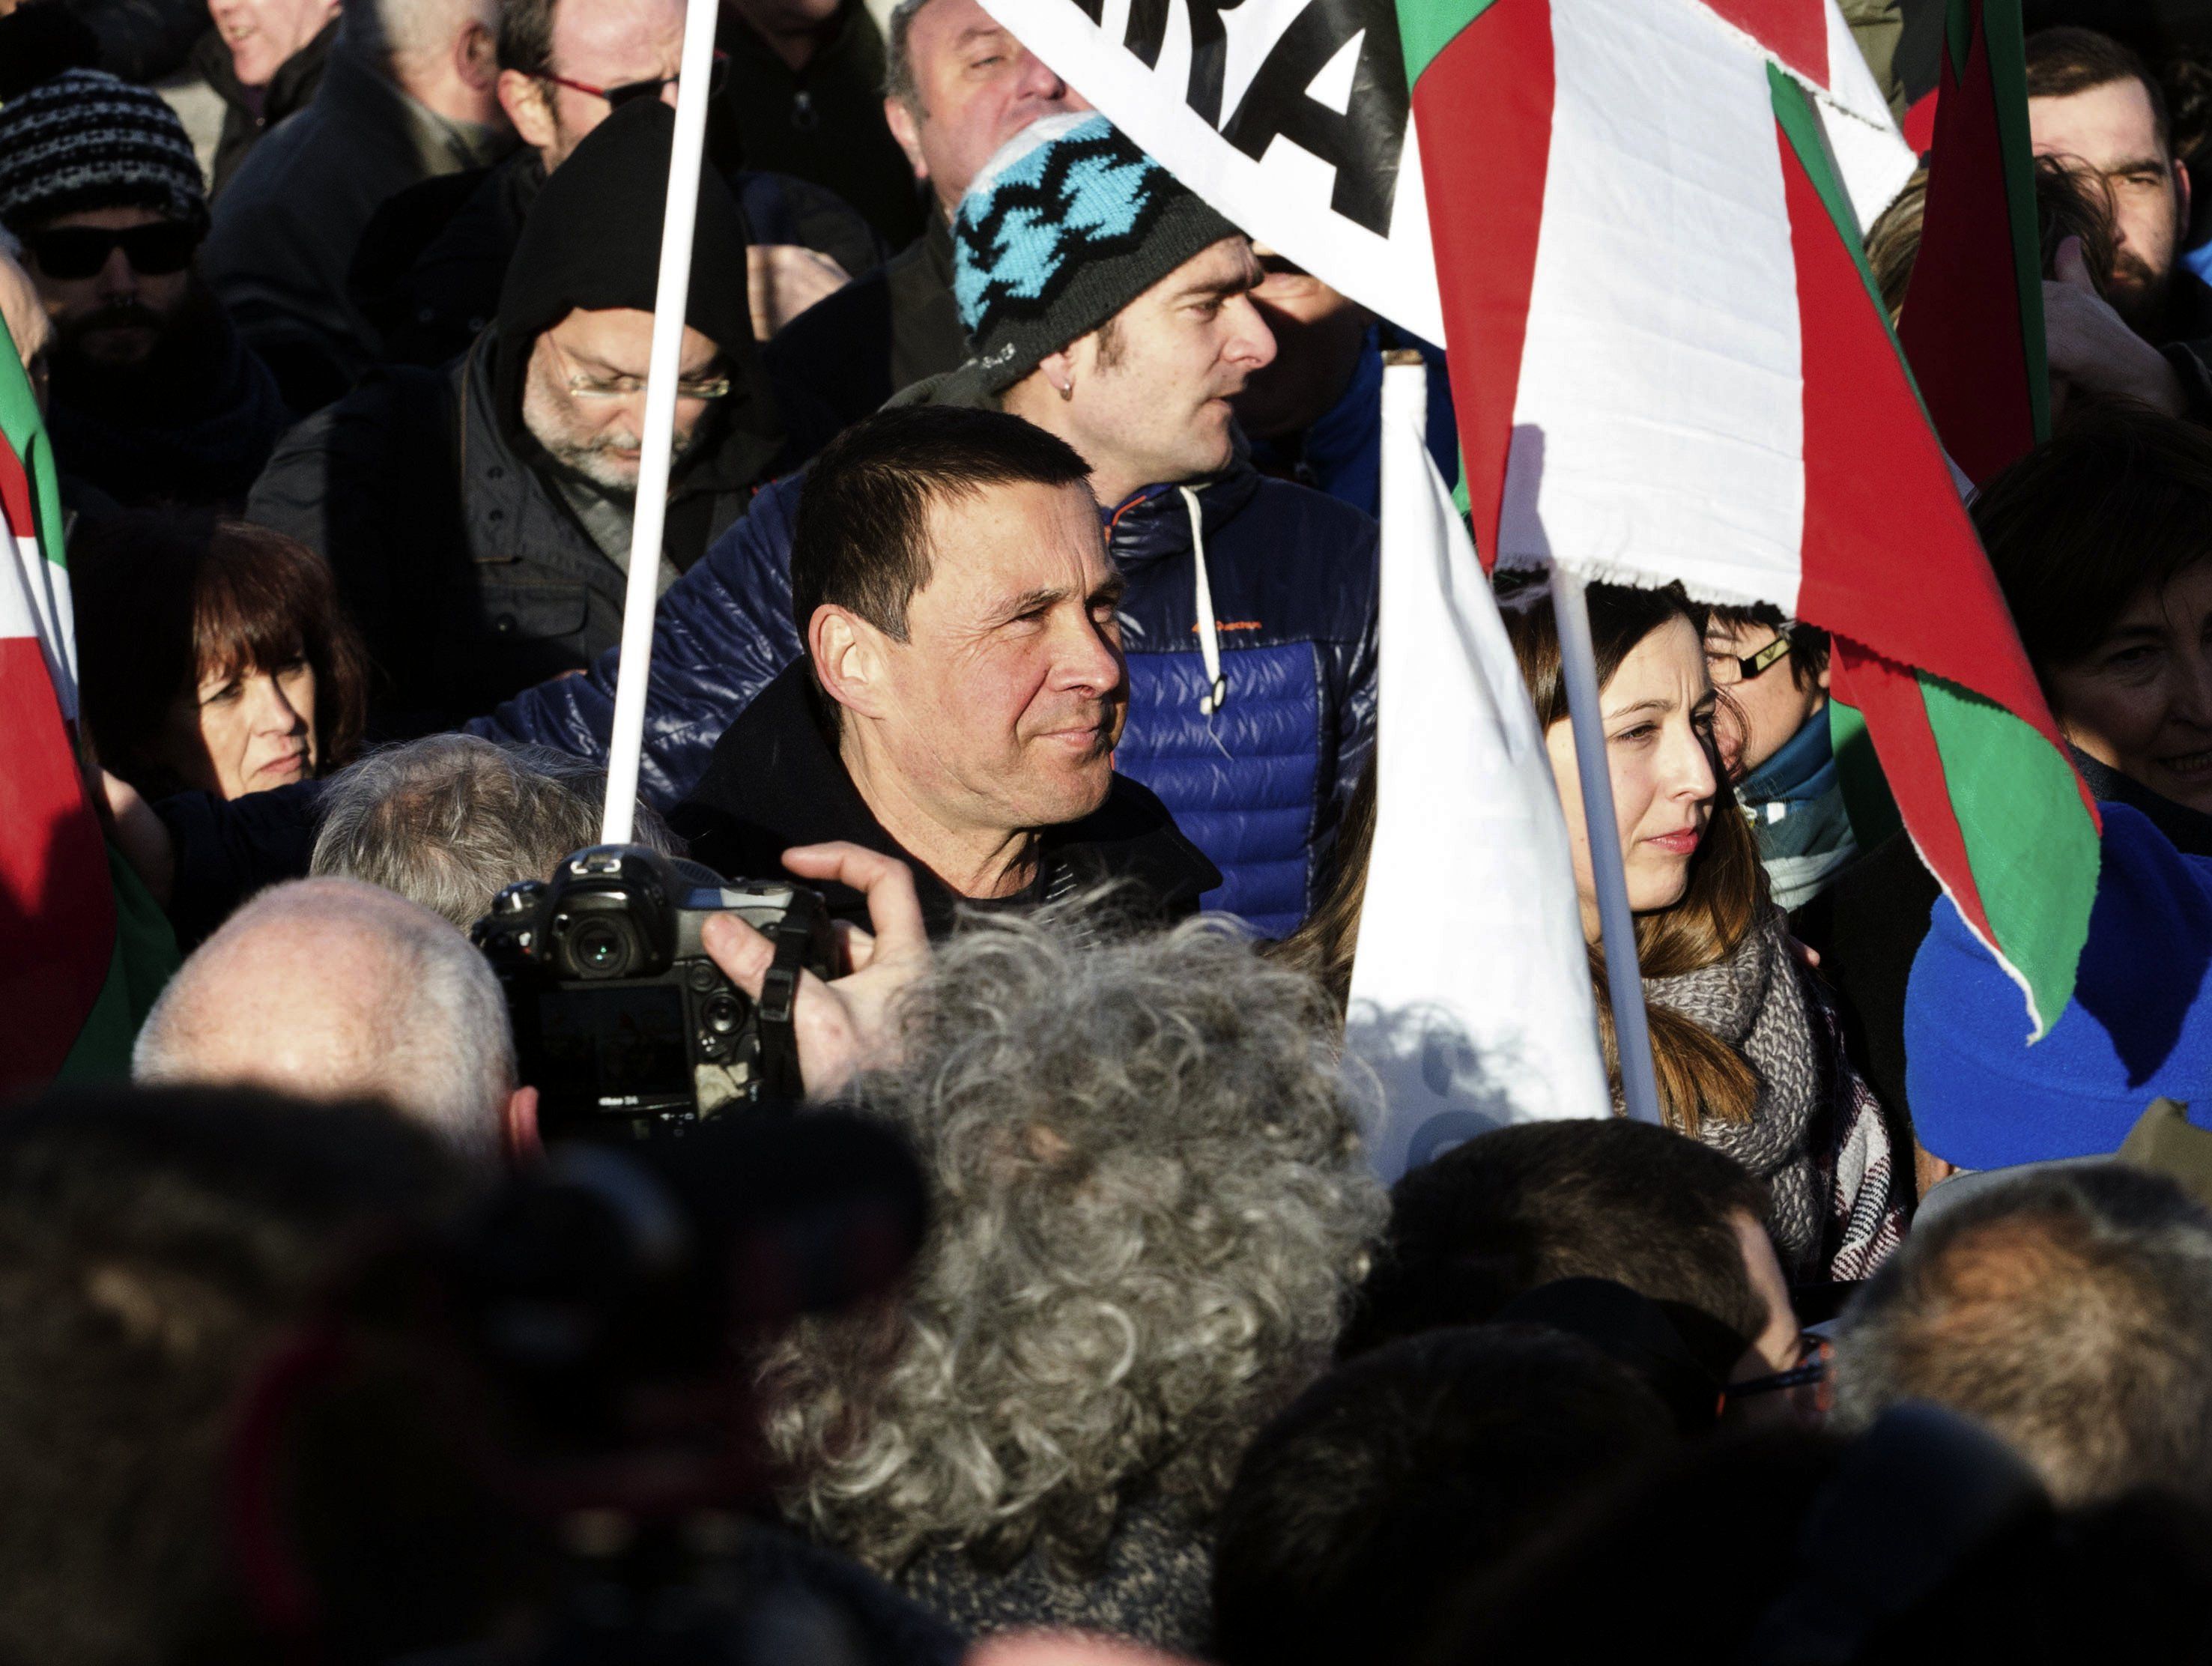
567, 918, 634, 979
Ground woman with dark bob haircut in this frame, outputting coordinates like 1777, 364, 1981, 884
72, 512, 369, 800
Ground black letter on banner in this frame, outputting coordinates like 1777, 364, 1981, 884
1122, 0, 1170, 64
1219, 0, 1408, 237
1070, 0, 1104, 22
1184, 0, 1241, 126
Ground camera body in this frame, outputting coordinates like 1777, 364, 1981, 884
473, 845, 833, 1140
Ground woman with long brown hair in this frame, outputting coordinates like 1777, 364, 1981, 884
1282, 578, 1897, 1276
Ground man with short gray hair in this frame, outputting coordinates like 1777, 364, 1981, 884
133, 877, 532, 1167
311, 733, 676, 930
1831, 1165, 2212, 1506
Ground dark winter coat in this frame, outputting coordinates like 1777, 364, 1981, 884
46, 282, 291, 512
201, 26, 512, 411
247, 100, 787, 731
475, 456, 1378, 936
764, 213, 968, 462
190, 17, 334, 200
671, 663, 1219, 934
353, 148, 886, 372
715, 0, 925, 249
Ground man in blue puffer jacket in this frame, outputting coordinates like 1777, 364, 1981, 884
476, 112, 1375, 936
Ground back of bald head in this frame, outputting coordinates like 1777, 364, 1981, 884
133, 879, 514, 1166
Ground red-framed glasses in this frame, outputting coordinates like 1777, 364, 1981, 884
538, 49, 729, 109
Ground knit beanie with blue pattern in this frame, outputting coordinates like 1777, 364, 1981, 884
0, 69, 206, 236
949, 112, 1237, 396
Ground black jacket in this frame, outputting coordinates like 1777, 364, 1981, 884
670, 664, 1221, 935
715, 0, 924, 249
766, 212, 967, 462
200, 26, 512, 411
353, 149, 887, 372
190, 17, 333, 199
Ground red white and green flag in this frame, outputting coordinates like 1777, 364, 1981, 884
1408, 0, 2097, 1036
1895, 0, 2048, 485
1, 313, 176, 1091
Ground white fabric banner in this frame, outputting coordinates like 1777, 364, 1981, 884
975, 0, 1911, 356
1349, 360, 1608, 1182
1497, 0, 1808, 605
975, 0, 1446, 345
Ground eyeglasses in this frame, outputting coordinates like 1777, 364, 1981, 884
1725, 1333, 1833, 1420
537, 49, 730, 110
1707, 628, 1794, 687
23, 221, 200, 280
563, 369, 733, 402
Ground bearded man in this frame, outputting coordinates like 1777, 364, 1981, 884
0, 70, 290, 512
246, 97, 786, 732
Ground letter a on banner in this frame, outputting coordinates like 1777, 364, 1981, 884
980, 0, 1446, 343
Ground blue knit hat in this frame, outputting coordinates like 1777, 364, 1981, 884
1907, 801, 2212, 1169
946, 112, 1237, 396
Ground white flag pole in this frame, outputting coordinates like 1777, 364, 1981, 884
1548, 565, 1664, 1125
597, 0, 721, 846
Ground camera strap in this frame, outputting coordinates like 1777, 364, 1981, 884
756, 910, 812, 1101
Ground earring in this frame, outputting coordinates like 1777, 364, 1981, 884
1057, 378, 1074, 402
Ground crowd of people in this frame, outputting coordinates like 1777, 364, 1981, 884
12, 0, 2212, 1659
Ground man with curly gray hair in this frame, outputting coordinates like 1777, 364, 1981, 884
761, 904, 1387, 1653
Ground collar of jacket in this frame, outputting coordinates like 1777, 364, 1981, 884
1101, 458, 1261, 569
318, 28, 512, 175
670, 661, 1219, 933
2073, 745, 2212, 858
1739, 704, 1836, 809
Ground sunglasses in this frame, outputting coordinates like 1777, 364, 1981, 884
24, 222, 201, 280
539, 49, 730, 110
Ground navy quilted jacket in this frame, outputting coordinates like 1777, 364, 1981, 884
473, 458, 1378, 934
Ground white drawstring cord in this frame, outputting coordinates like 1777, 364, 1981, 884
1181, 485, 1227, 715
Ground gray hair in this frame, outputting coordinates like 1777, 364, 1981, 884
1831, 1164, 2212, 1505
133, 879, 515, 1168
761, 903, 1387, 1575
311, 735, 677, 931
348, 0, 499, 70
883, 0, 935, 109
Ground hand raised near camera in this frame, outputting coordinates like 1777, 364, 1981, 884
700, 842, 930, 1102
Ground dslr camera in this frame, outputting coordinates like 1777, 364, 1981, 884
473, 845, 833, 1141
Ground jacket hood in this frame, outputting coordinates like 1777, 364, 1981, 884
492, 98, 781, 491
670, 661, 1219, 932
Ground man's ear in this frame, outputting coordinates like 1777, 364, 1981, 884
500, 69, 557, 149
885, 95, 927, 181
1815, 654, 1831, 694
810, 605, 891, 721
458, 20, 500, 93
1034, 343, 1079, 397
2178, 154, 2195, 230
503, 1085, 542, 1165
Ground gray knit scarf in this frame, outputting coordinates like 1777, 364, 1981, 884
1641, 907, 1822, 1273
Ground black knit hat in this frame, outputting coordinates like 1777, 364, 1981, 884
0, 68, 206, 234
948, 112, 1237, 396
491, 98, 781, 487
